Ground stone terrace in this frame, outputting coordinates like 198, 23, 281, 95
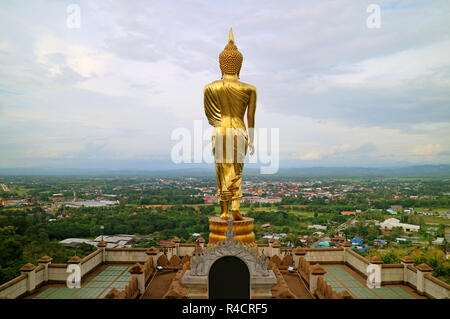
0, 238, 448, 299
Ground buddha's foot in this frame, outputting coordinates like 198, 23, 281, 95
231, 210, 244, 221
220, 213, 230, 220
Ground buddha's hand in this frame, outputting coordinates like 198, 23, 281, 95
249, 142, 255, 155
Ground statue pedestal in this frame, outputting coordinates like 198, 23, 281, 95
208, 216, 255, 245
182, 220, 276, 299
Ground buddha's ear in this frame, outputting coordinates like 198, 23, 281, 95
221, 70, 224, 79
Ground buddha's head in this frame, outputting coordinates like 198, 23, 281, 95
219, 28, 243, 79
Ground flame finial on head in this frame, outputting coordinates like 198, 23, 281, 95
219, 27, 243, 78
228, 28, 234, 43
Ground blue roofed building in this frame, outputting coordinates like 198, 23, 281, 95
374, 239, 386, 245
351, 237, 363, 246
386, 208, 398, 215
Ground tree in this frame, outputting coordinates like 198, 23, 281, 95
391, 226, 404, 237
367, 226, 380, 241
73, 243, 96, 257
0, 239, 23, 268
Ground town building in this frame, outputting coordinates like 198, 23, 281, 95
307, 225, 327, 231
380, 218, 420, 233
241, 196, 282, 204
60, 234, 139, 248
54, 199, 118, 208
340, 211, 356, 216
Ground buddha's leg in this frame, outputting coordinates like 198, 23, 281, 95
230, 131, 247, 221
230, 162, 244, 220
216, 163, 232, 219
214, 131, 231, 220
231, 198, 243, 220
220, 200, 229, 220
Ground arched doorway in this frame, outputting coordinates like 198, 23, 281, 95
208, 256, 250, 299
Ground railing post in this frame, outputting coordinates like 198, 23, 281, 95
97, 241, 107, 263
400, 256, 415, 285
196, 237, 205, 250
67, 256, 82, 287
416, 263, 433, 296
293, 247, 306, 269
20, 263, 36, 294
368, 256, 383, 287
129, 263, 145, 295
167, 242, 176, 260
341, 241, 351, 264
172, 236, 181, 256
271, 240, 281, 257
309, 264, 326, 296
145, 247, 159, 266
38, 256, 52, 282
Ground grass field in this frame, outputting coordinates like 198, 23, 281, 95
422, 216, 450, 225
413, 207, 449, 212
3, 185, 29, 196
213, 205, 318, 218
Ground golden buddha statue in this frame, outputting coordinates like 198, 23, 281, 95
204, 28, 257, 222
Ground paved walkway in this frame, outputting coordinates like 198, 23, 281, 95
282, 272, 313, 299
141, 270, 178, 299
322, 264, 422, 299
31, 265, 131, 299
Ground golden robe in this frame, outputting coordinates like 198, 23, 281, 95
204, 77, 257, 201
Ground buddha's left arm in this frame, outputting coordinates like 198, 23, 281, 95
247, 88, 257, 147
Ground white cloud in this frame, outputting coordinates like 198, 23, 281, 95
320, 40, 450, 89
299, 151, 321, 161
410, 144, 445, 156
0, 0, 449, 168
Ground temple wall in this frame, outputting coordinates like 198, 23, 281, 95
424, 274, 450, 299
345, 249, 369, 276
105, 248, 148, 263
407, 267, 417, 288
35, 267, 45, 287
381, 265, 404, 283
1, 246, 450, 299
81, 250, 103, 276
48, 264, 69, 283
0, 275, 27, 299
305, 248, 344, 263
179, 245, 196, 256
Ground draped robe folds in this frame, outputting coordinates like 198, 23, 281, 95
204, 79, 256, 202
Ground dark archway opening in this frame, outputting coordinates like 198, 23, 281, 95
208, 256, 250, 299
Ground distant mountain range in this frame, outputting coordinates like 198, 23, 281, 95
0, 164, 449, 177
268, 165, 450, 177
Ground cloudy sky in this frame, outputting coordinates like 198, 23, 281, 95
1, 0, 449, 170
